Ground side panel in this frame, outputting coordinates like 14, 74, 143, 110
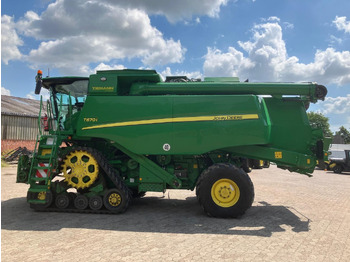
77, 95, 270, 154
264, 97, 313, 154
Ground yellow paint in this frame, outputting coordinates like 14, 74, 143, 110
82, 114, 259, 130
275, 152, 283, 159
37, 191, 46, 200
108, 193, 121, 206
84, 118, 98, 122
92, 86, 114, 91
193, 164, 198, 169
211, 178, 240, 208
62, 150, 99, 189
307, 159, 311, 164
329, 163, 336, 168
41, 149, 51, 156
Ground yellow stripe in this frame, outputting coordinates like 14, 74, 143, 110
82, 114, 259, 130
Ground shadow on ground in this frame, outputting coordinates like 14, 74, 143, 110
1, 196, 309, 237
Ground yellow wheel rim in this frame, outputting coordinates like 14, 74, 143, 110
108, 193, 122, 207
211, 179, 240, 207
62, 150, 99, 189
38, 191, 46, 200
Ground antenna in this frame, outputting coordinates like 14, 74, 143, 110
47, 68, 50, 77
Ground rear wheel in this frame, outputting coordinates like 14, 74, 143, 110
196, 163, 254, 218
103, 188, 129, 213
333, 165, 343, 174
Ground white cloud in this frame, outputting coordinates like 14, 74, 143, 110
1, 15, 23, 64
15, 1, 187, 74
265, 16, 280, 22
94, 63, 126, 72
314, 95, 350, 131
319, 95, 350, 115
160, 67, 202, 81
333, 16, 350, 33
329, 35, 343, 45
26, 88, 50, 101
204, 19, 350, 85
283, 22, 294, 30
26, 93, 35, 100
1, 87, 11, 96
105, 0, 228, 23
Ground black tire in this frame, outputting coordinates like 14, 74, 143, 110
103, 188, 129, 213
252, 159, 263, 169
241, 158, 252, 173
29, 190, 53, 209
196, 163, 254, 218
55, 193, 70, 209
89, 195, 103, 210
263, 161, 270, 168
333, 165, 343, 174
74, 195, 89, 210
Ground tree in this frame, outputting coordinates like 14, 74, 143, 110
335, 126, 350, 144
307, 112, 332, 137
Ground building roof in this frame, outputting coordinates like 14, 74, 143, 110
1, 95, 46, 117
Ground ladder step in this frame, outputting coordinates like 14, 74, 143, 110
30, 177, 49, 182
39, 145, 55, 149
36, 155, 52, 160
28, 187, 49, 192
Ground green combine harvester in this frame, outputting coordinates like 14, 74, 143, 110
17, 69, 328, 217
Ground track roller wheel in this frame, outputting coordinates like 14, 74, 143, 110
74, 195, 89, 210
89, 195, 103, 210
55, 193, 70, 209
29, 190, 53, 209
103, 188, 129, 213
196, 163, 254, 218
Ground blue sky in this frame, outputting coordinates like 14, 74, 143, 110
1, 0, 350, 131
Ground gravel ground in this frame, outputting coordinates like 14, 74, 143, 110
2, 165, 350, 261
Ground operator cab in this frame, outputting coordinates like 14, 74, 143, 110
35, 70, 89, 130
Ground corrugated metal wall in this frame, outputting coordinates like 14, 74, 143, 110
1, 114, 42, 140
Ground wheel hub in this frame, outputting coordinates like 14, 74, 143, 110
109, 193, 121, 207
62, 150, 99, 189
211, 179, 240, 207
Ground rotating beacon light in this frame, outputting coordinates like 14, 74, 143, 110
35, 70, 43, 94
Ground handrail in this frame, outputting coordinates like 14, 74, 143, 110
38, 96, 43, 136
57, 94, 63, 134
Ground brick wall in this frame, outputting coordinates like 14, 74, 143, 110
1, 140, 36, 154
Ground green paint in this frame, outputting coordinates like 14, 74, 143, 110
18, 69, 328, 200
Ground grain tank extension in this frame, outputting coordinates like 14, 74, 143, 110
17, 69, 327, 217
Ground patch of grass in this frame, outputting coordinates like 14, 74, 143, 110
1, 159, 9, 167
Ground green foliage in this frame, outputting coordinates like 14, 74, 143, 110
307, 112, 332, 137
335, 126, 350, 144
1, 158, 9, 167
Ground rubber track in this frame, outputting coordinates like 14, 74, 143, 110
31, 205, 122, 214
31, 146, 132, 214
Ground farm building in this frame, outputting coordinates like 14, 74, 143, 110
1, 95, 46, 152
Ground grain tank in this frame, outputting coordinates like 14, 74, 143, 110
17, 69, 327, 217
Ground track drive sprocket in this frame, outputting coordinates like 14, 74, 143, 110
61, 149, 99, 189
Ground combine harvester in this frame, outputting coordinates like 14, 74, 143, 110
17, 69, 327, 217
